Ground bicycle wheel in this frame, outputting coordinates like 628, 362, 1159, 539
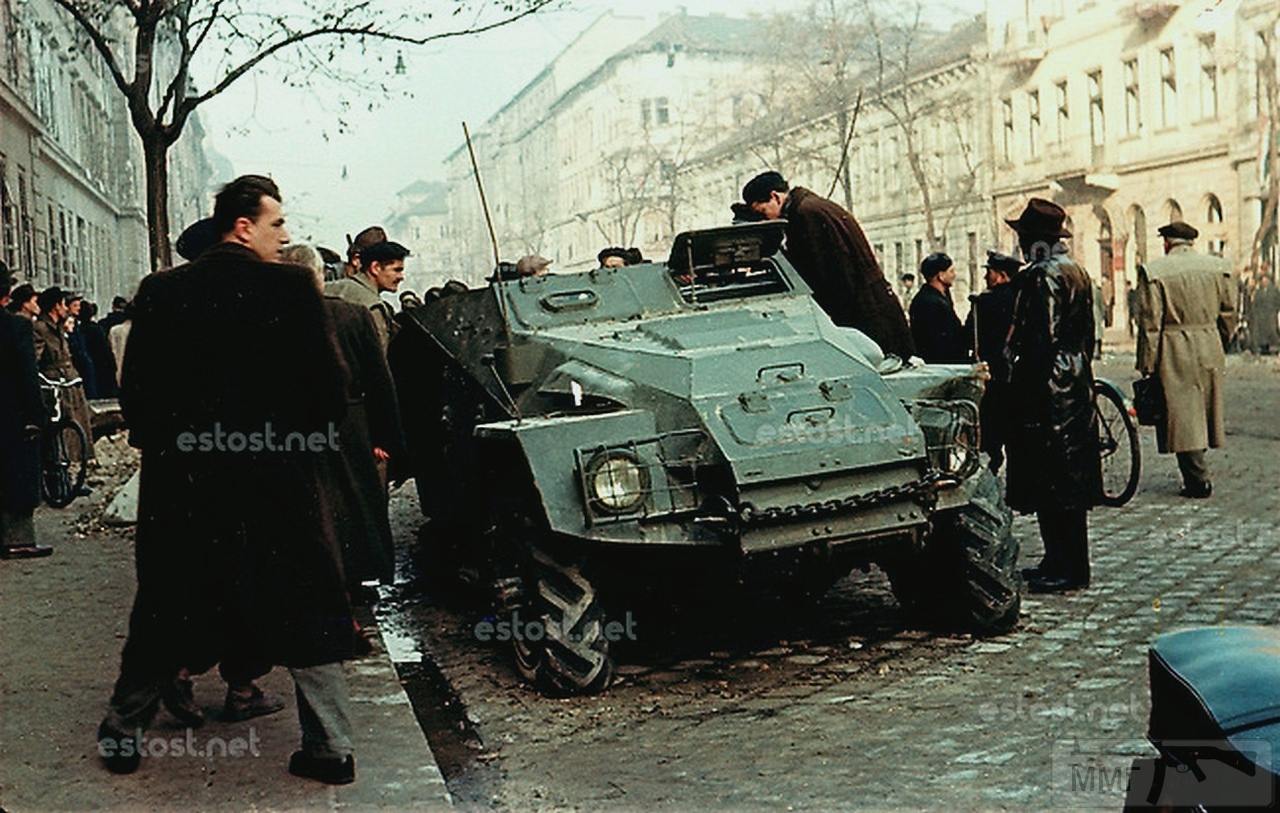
1093, 379, 1140, 507
42, 420, 88, 509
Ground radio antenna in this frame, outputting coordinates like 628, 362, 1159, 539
462, 121, 518, 419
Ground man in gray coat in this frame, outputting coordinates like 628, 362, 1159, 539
1135, 221, 1236, 498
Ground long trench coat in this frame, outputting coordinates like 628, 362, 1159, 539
321, 296, 406, 585
0, 310, 45, 522
1136, 244, 1236, 453
1004, 243, 1102, 513
119, 243, 354, 673
32, 316, 95, 461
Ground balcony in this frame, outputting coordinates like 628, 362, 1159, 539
997, 21, 1046, 70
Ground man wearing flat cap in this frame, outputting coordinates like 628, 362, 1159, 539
1003, 198, 1101, 593
908, 252, 967, 363
964, 250, 1021, 472
742, 171, 914, 359
1135, 221, 1235, 499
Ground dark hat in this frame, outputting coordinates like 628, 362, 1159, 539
1157, 221, 1198, 240
730, 202, 765, 223
37, 286, 65, 312
176, 217, 219, 261
346, 226, 387, 260
742, 171, 788, 204
1005, 198, 1071, 238
597, 246, 629, 265
624, 248, 646, 265
9, 282, 36, 306
984, 250, 1022, 275
64, 290, 83, 304
361, 240, 410, 265
920, 252, 953, 280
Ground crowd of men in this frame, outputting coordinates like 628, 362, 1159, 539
0, 165, 1260, 787
736, 171, 1239, 596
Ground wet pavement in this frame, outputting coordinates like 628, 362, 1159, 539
379, 354, 1280, 811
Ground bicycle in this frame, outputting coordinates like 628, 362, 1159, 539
38, 373, 89, 509
1093, 377, 1140, 507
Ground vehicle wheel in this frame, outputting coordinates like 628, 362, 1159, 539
509, 546, 614, 696
1093, 378, 1140, 507
42, 420, 87, 509
886, 469, 1021, 635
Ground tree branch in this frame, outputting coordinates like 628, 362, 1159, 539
49, 0, 131, 99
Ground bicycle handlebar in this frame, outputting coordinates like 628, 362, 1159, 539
37, 373, 83, 388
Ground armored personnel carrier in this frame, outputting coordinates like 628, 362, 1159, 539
389, 222, 1021, 695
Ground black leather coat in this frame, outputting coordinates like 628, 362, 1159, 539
1003, 243, 1102, 513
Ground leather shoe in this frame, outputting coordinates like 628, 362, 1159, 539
162, 676, 204, 727
1026, 573, 1089, 594
288, 751, 355, 784
223, 685, 285, 722
97, 721, 142, 774
1179, 481, 1212, 499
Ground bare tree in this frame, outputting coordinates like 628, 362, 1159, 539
857, 0, 982, 251
47, 0, 555, 271
1250, 13, 1280, 279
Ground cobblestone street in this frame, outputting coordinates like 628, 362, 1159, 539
381, 355, 1280, 811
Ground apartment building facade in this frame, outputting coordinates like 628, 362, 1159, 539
0, 0, 216, 303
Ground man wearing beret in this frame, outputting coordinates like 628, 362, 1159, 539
964, 250, 1022, 472
742, 171, 914, 359
908, 252, 968, 363
1135, 221, 1236, 498
1003, 198, 1101, 593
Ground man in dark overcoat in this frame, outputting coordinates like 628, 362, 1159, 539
1003, 198, 1101, 594
98, 175, 359, 784
1251, 271, 1280, 354
964, 250, 1021, 472
0, 267, 51, 558
908, 252, 967, 362
743, 171, 914, 359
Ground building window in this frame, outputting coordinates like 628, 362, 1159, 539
1253, 32, 1269, 120
1088, 70, 1105, 147
1001, 97, 1014, 161
887, 134, 900, 191
1206, 194, 1225, 255
1028, 90, 1041, 157
894, 242, 904, 275
1160, 47, 1177, 127
914, 239, 923, 269
1199, 37, 1218, 119
1055, 80, 1069, 142
1123, 58, 1141, 135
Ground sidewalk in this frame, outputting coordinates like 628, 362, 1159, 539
0, 437, 451, 811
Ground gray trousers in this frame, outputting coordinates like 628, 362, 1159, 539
290, 663, 353, 759
1176, 450, 1210, 488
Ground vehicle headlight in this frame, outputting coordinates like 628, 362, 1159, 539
585, 451, 650, 514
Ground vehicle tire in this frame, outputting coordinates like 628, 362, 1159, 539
886, 469, 1021, 635
42, 420, 87, 509
509, 545, 614, 696
1093, 378, 1141, 507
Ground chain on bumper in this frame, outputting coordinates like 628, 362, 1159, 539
737, 470, 955, 526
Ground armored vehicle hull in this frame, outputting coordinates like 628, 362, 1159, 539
390, 223, 1021, 694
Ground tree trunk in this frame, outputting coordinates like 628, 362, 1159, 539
142, 135, 172, 273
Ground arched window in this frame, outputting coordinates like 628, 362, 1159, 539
1165, 199, 1183, 222
1206, 194, 1224, 223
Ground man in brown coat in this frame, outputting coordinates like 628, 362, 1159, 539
32, 287, 95, 464
743, 172, 914, 359
1135, 221, 1236, 498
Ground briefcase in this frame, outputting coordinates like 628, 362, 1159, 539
1131, 375, 1164, 427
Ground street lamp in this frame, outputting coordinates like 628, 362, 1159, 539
394, 51, 406, 75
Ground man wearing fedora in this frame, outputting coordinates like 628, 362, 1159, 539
742, 171, 914, 359
1003, 198, 1102, 593
1134, 221, 1235, 499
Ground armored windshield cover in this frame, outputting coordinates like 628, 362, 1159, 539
667, 221, 786, 276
